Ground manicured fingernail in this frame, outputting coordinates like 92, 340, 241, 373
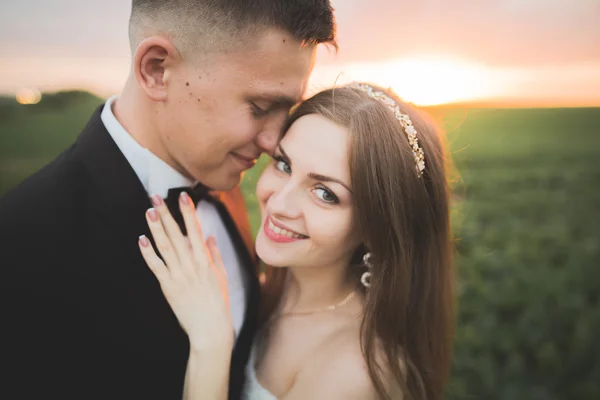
208, 236, 216, 246
151, 194, 163, 207
147, 208, 158, 221
180, 191, 191, 205
139, 235, 150, 247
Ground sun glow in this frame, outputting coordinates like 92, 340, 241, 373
16, 88, 42, 105
310, 56, 501, 106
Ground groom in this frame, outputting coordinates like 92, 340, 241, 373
0, 1, 336, 399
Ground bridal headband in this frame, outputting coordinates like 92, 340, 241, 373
348, 82, 426, 177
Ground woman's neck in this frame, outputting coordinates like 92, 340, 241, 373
280, 262, 357, 313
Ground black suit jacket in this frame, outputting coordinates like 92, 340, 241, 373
0, 107, 259, 400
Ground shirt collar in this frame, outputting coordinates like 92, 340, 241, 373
100, 95, 194, 199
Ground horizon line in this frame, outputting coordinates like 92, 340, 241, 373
2, 88, 599, 110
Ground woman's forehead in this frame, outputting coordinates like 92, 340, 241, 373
281, 114, 351, 181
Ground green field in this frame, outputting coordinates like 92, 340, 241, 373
1, 92, 599, 399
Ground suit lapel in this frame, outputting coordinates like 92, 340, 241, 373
210, 190, 260, 400
74, 106, 258, 399
74, 106, 190, 368
76, 106, 153, 252
77, 106, 257, 276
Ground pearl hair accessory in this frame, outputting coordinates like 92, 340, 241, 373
349, 82, 426, 177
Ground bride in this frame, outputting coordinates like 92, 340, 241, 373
137, 83, 454, 400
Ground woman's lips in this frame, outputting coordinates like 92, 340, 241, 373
263, 216, 307, 243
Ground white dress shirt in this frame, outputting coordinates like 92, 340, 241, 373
101, 96, 248, 340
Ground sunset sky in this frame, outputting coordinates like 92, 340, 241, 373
1, 0, 599, 106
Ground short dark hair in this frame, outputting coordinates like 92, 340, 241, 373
129, 0, 337, 56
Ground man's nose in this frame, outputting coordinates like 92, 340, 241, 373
256, 129, 278, 154
256, 113, 288, 153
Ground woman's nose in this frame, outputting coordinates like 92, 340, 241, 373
266, 182, 302, 220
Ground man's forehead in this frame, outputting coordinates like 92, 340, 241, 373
240, 52, 313, 90
213, 31, 315, 102
229, 33, 314, 80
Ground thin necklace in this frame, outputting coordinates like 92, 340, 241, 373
278, 291, 357, 317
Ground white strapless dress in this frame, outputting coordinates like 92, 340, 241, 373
243, 341, 277, 400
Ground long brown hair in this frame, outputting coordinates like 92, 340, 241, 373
260, 84, 454, 400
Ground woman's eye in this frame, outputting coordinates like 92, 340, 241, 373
314, 187, 338, 204
274, 159, 291, 174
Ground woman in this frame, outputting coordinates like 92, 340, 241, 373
138, 83, 454, 399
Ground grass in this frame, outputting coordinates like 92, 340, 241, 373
0, 92, 104, 192
1, 92, 599, 398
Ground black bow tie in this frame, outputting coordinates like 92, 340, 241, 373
164, 183, 210, 236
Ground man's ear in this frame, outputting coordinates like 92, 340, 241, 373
133, 36, 180, 102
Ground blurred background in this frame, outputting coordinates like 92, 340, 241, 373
1, 1, 599, 398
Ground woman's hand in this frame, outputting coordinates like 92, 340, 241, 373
138, 192, 233, 352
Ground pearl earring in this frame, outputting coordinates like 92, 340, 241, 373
361, 252, 373, 288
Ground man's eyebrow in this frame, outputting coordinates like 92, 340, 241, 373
278, 145, 353, 194
249, 93, 298, 110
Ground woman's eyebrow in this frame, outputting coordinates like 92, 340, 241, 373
308, 172, 352, 193
279, 145, 352, 193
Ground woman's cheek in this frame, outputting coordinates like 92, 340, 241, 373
305, 208, 333, 241
312, 208, 358, 249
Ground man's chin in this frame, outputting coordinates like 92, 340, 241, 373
203, 172, 242, 192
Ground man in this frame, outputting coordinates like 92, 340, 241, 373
0, 1, 336, 399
